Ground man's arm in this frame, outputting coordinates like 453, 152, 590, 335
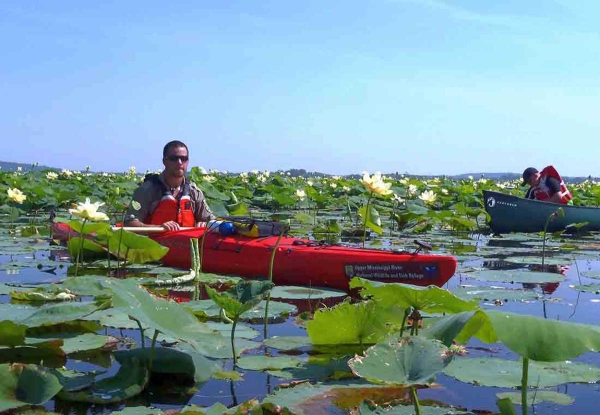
546, 178, 565, 204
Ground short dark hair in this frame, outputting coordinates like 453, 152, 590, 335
163, 141, 189, 158
521, 167, 538, 186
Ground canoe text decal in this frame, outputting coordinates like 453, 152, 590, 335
345, 263, 438, 280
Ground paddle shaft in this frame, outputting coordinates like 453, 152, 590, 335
112, 225, 203, 234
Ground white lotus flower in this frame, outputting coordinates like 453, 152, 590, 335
46, 172, 58, 180
69, 198, 109, 221
419, 190, 437, 205
360, 171, 392, 195
7, 188, 26, 203
296, 189, 306, 200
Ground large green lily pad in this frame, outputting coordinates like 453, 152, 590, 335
307, 300, 399, 346
57, 357, 149, 404
444, 357, 600, 388
270, 286, 347, 300
236, 355, 302, 371
0, 364, 62, 412
496, 391, 574, 406
451, 285, 542, 302
348, 336, 452, 385
99, 278, 259, 359
465, 270, 563, 284
351, 278, 478, 314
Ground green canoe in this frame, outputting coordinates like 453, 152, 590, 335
483, 190, 600, 233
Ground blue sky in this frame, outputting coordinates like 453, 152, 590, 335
2, 1, 599, 176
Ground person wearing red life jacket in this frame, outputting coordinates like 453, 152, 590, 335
522, 166, 573, 205
125, 141, 215, 231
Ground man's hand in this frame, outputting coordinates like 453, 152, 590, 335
162, 221, 180, 231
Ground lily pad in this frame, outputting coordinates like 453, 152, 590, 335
444, 357, 600, 388
307, 300, 399, 346
581, 271, 600, 280
0, 363, 62, 412
114, 347, 218, 384
496, 390, 574, 406
571, 284, 600, 294
262, 381, 410, 414
451, 286, 542, 302
505, 256, 571, 266
26, 333, 111, 354
264, 336, 313, 351
270, 286, 347, 300
99, 278, 258, 359
186, 299, 296, 323
57, 357, 149, 404
356, 401, 475, 414
351, 278, 478, 314
348, 336, 452, 385
465, 270, 563, 284
236, 355, 302, 371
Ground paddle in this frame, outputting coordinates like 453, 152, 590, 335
111, 226, 201, 234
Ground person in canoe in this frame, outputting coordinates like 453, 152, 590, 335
521, 166, 573, 205
125, 140, 216, 231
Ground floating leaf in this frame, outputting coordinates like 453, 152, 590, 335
264, 336, 313, 351
445, 357, 600, 388
0, 364, 62, 412
351, 278, 478, 314
236, 355, 302, 371
485, 310, 600, 361
496, 391, 574, 406
307, 300, 397, 346
348, 336, 452, 385
466, 270, 563, 284
57, 358, 149, 404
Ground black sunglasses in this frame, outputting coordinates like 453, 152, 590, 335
165, 155, 189, 162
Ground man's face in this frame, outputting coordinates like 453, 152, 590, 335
526, 172, 540, 187
163, 146, 189, 178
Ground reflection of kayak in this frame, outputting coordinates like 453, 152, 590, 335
483, 190, 600, 233
51, 222, 457, 292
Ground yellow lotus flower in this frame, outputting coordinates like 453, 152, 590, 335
69, 198, 109, 221
295, 189, 306, 200
360, 171, 392, 195
46, 171, 58, 180
419, 190, 437, 205
7, 188, 26, 203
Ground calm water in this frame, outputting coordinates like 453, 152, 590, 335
2, 228, 600, 414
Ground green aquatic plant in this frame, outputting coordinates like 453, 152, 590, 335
348, 336, 454, 415
205, 280, 274, 365
541, 207, 564, 271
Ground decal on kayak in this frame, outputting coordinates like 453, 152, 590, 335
487, 196, 517, 209
345, 263, 438, 280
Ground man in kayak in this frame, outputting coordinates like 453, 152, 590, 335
125, 140, 215, 231
522, 166, 573, 205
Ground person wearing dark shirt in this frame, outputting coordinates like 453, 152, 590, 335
125, 141, 215, 231
522, 166, 573, 205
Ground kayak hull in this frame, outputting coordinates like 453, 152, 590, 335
483, 190, 600, 234
52, 222, 457, 291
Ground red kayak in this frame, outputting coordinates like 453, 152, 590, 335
51, 222, 457, 292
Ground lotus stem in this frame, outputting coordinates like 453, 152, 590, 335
74, 219, 88, 277
231, 317, 238, 366
362, 192, 373, 248
521, 357, 529, 415
149, 329, 159, 370
264, 223, 288, 338
410, 385, 422, 415
131, 316, 145, 348
400, 308, 410, 338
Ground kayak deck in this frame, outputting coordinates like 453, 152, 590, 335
52, 223, 457, 291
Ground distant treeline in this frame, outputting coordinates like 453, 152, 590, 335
0, 161, 595, 183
